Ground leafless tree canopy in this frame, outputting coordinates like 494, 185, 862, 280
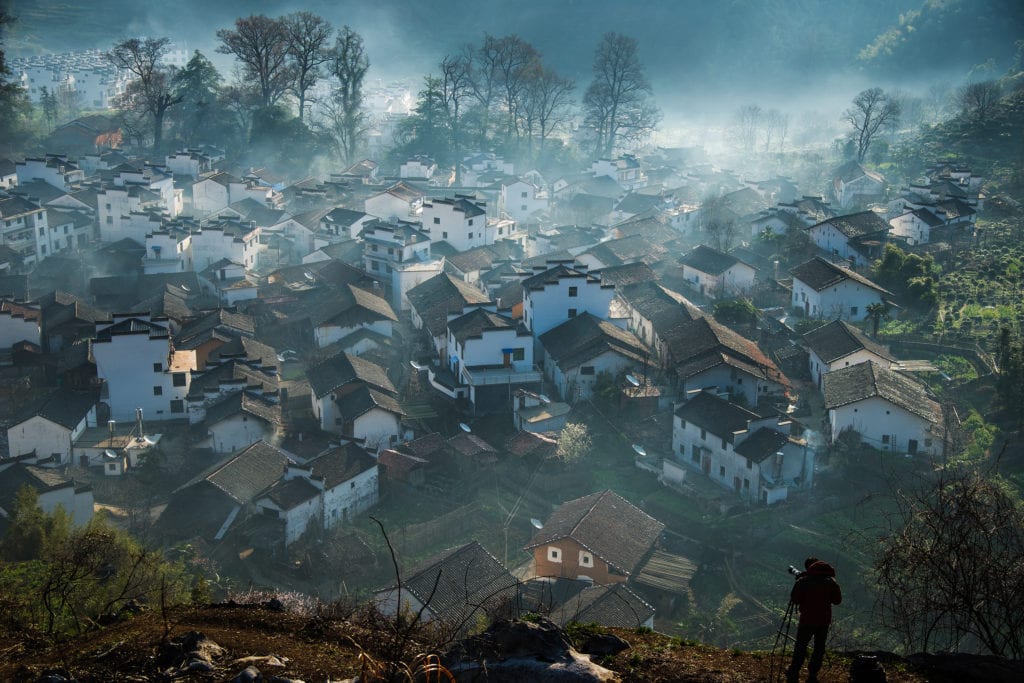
957, 80, 1003, 121
283, 11, 333, 121
843, 87, 901, 162
107, 37, 182, 151
216, 14, 294, 108
874, 463, 1024, 657
327, 25, 370, 164
583, 32, 660, 156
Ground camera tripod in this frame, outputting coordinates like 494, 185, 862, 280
768, 600, 797, 683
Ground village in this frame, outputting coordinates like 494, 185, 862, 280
1, 7, 1021, 659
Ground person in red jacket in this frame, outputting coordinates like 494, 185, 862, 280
787, 557, 842, 683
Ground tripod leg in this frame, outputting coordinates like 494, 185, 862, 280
770, 601, 796, 683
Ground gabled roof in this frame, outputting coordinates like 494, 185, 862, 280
175, 309, 255, 350
909, 208, 945, 227
375, 181, 423, 203
308, 352, 395, 399
811, 211, 890, 239
260, 477, 320, 511
733, 427, 795, 464
833, 160, 884, 184
618, 281, 702, 335
391, 541, 517, 625
674, 391, 765, 442
406, 274, 491, 337
335, 384, 404, 420
521, 264, 605, 292
308, 442, 377, 489
0, 464, 88, 507
790, 257, 890, 294
196, 441, 290, 505
803, 319, 894, 364
583, 234, 667, 268
664, 316, 787, 386
0, 299, 42, 322
447, 308, 521, 346
12, 390, 97, 430
539, 312, 648, 370
679, 244, 749, 275
202, 391, 283, 427
525, 489, 664, 577
552, 583, 654, 629
935, 198, 975, 220
824, 361, 941, 424
594, 262, 657, 287
426, 196, 486, 219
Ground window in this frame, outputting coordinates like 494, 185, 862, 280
105, 216, 113, 224
467, 232, 473, 239
351, 481, 356, 489
850, 306, 858, 316
719, 465, 726, 477
700, 428, 707, 441
679, 419, 687, 429
547, 547, 561, 563
153, 386, 162, 396
153, 362, 162, 372
39, 227, 44, 237
172, 373, 186, 387
579, 551, 593, 567
568, 286, 578, 297
721, 438, 728, 450
468, 218, 474, 226
442, 231, 448, 239
743, 478, 750, 490
521, 191, 528, 199
371, 243, 379, 251
512, 348, 525, 361
521, 204, 528, 211
691, 445, 700, 463
568, 308, 577, 318
170, 399, 184, 413
882, 434, 890, 445
433, 217, 440, 224
580, 366, 595, 375
498, 227, 503, 235
370, 261, 379, 271
746, 458, 753, 469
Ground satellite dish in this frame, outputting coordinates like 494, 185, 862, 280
632, 443, 647, 457
530, 518, 544, 530
459, 422, 472, 433
303, 271, 315, 281
180, 283, 190, 292
410, 360, 427, 371
537, 394, 551, 404
104, 449, 118, 459
142, 435, 158, 446
625, 374, 641, 387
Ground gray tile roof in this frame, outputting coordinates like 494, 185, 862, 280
447, 308, 521, 346
680, 244, 747, 275
199, 441, 290, 505
406, 274, 491, 337
538, 312, 648, 370
811, 211, 890, 239
823, 361, 941, 424
802, 319, 894, 364
674, 391, 765, 443
308, 352, 395, 399
552, 583, 654, 629
525, 489, 664, 577
790, 257, 889, 294
308, 442, 376, 489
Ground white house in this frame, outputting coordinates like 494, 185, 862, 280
91, 314, 194, 421
361, 219, 431, 278
44, 208, 94, 253
312, 284, 397, 349
421, 195, 488, 252
589, 155, 646, 191
400, 156, 437, 180
16, 156, 85, 191
193, 172, 279, 215
364, 181, 424, 221
197, 391, 283, 455
164, 149, 216, 179
521, 264, 616, 337
6, 392, 98, 464
803, 319, 895, 389
0, 461, 94, 525
319, 207, 375, 240
0, 193, 49, 266
790, 257, 890, 322
679, 245, 756, 299
888, 208, 944, 246
190, 218, 262, 272
444, 307, 541, 413
831, 161, 885, 209
806, 211, 890, 268
496, 179, 548, 225
308, 352, 403, 449
672, 390, 812, 505
538, 312, 648, 402
824, 361, 942, 456
406, 274, 493, 359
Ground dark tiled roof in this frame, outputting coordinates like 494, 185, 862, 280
202, 391, 283, 427
308, 352, 395, 399
521, 264, 603, 292
525, 489, 664, 577
802, 320, 894, 364
552, 583, 654, 629
539, 312, 648, 370
832, 160, 884, 184
446, 432, 498, 458
790, 257, 889, 294
618, 281, 702, 335
823, 361, 941, 424
396, 541, 518, 625
14, 390, 97, 430
335, 384, 404, 420
594, 262, 657, 286
308, 442, 376, 488
733, 427, 792, 464
664, 317, 786, 385
93, 316, 170, 342
674, 391, 764, 442
175, 309, 255, 350
261, 476, 320, 510
0, 299, 42, 322
406, 274, 491, 337
935, 198, 975, 220
583, 234, 667, 267
680, 244, 746, 275
199, 441, 290, 505
0, 464, 85, 506
397, 432, 446, 458
811, 211, 890, 239
447, 308, 520, 345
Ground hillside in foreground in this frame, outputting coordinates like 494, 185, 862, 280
2, 603, 1020, 682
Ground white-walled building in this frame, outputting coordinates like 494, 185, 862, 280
803, 319, 895, 390
422, 196, 488, 251
521, 264, 616, 336
0, 462, 94, 525
497, 179, 548, 225
364, 181, 424, 221
806, 211, 890, 268
1, 194, 49, 266
92, 314, 194, 421
589, 155, 646, 191
16, 156, 85, 191
679, 245, 756, 299
790, 257, 890, 322
0, 299, 42, 349
400, 156, 437, 180
672, 390, 812, 505
824, 361, 942, 456
308, 352, 403, 449
6, 392, 98, 464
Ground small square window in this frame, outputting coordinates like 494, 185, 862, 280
433, 217, 440, 224
153, 362, 162, 372
153, 386, 162, 396
719, 465, 726, 477
512, 348, 525, 361
580, 366, 595, 375
850, 306, 859, 316
882, 434, 890, 444
442, 231, 448, 238
568, 308, 577, 318
170, 399, 184, 413
468, 218, 474, 226
547, 546, 561, 563
568, 286, 578, 297
468, 232, 473, 239
579, 551, 593, 567
172, 373, 186, 387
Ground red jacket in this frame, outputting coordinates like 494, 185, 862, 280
790, 561, 842, 627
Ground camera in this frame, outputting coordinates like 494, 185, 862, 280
788, 565, 805, 577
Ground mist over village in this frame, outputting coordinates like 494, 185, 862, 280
0, 0, 1022, 680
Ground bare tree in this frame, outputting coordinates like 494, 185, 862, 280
763, 109, 789, 154
439, 54, 474, 180
700, 193, 741, 252
957, 80, 1002, 121
875, 461, 1024, 657
491, 35, 540, 141
843, 87, 901, 163
107, 37, 182, 151
583, 32, 660, 156
523, 66, 575, 155
469, 35, 503, 146
283, 11, 333, 121
216, 15, 293, 108
734, 104, 762, 154
328, 25, 370, 164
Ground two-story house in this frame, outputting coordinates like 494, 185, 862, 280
422, 196, 489, 251
0, 193, 49, 266
407, 274, 493, 360
679, 245, 756, 299
589, 155, 646, 191
521, 263, 616, 337
806, 211, 890, 268
6, 391, 98, 464
364, 181, 424, 221
803, 319, 895, 389
790, 257, 890, 322
830, 160, 886, 209
672, 390, 812, 504
308, 352, 403, 449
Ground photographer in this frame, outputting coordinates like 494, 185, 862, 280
786, 557, 842, 683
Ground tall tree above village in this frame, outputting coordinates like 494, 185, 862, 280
326, 25, 370, 164
107, 37, 183, 152
216, 15, 294, 109
843, 87, 901, 163
521, 65, 574, 157
0, 7, 32, 157
491, 34, 541, 141
170, 50, 229, 148
468, 35, 503, 147
582, 32, 660, 157
283, 11, 333, 122
439, 54, 474, 180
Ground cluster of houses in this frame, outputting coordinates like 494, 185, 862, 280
0, 133, 968, 557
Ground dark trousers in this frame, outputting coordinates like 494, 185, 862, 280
787, 622, 829, 681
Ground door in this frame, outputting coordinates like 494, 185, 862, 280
908, 439, 918, 455
702, 454, 711, 475
733, 477, 742, 493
